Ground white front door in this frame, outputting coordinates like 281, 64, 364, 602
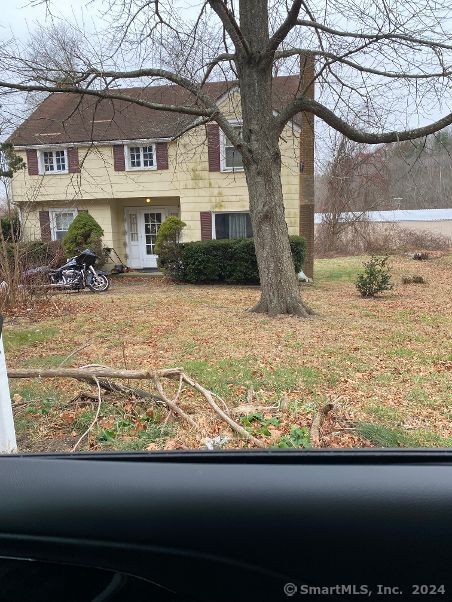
125, 208, 166, 269
142, 210, 164, 268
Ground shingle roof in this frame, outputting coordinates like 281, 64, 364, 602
9, 76, 302, 146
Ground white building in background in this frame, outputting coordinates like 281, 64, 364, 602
315, 208, 452, 240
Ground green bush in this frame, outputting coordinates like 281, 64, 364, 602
159, 236, 305, 284
155, 216, 186, 255
1, 214, 20, 241
356, 255, 393, 297
156, 217, 186, 279
63, 213, 106, 266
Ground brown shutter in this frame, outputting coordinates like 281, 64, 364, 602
206, 124, 220, 172
26, 149, 39, 175
156, 142, 169, 170
39, 211, 51, 242
113, 145, 126, 171
200, 211, 212, 240
67, 147, 81, 173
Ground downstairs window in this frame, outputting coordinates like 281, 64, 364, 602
50, 209, 76, 241
214, 212, 253, 239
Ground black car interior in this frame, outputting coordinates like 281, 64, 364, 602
1, 450, 452, 601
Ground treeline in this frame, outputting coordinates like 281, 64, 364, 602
317, 129, 452, 212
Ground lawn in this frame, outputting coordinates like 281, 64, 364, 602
6, 253, 452, 452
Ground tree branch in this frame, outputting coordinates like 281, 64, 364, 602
277, 96, 452, 144
200, 52, 236, 87
0, 80, 214, 117
266, 0, 303, 55
296, 19, 452, 52
274, 48, 452, 80
208, 0, 249, 54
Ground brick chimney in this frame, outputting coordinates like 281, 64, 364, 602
299, 53, 315, 279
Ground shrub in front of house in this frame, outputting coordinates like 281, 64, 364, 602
159, 235, 306, 284
1, 214, 20, 242
155, 216, 186, 255
155, 217, 187, 279
63, 213, 106, 266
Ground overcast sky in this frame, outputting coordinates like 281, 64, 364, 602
1, 0, 450, 171
2, 1, 100, 39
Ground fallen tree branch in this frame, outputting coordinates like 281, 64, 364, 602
310, 402, 335, 447
9, 366, 165, 403
8, 366, 259, 446
72, 375, 103, 452
153, 374, 197, 429
7, 367, 183, 380
181, 373, 261, 446
58, 341, 93, 367
231, 403, 280, 416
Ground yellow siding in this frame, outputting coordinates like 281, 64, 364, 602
19, 201, 115, 247
12, 92, 301, 246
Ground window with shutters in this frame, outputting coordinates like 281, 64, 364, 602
126, 144, 156, 170
49, 209, 76, 241
39, 149, 68, 174
221, 123, 244, 172
213, 212, 252, 239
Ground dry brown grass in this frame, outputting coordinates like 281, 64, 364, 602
6, 253, 452, 452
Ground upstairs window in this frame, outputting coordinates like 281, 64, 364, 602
41, 149, 68, 174
214, 212, 252, 239
127, 144, 156, 170
222, 125, 243, 171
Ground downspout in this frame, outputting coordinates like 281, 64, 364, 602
299, 53, 316, 280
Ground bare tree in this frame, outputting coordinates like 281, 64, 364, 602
316, 134, 389, 253
2, 0, 452, 315
381, 131, 452, 210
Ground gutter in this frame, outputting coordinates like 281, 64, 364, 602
12, 137, 173, 150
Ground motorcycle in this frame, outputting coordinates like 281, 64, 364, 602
22, 248, 110, 293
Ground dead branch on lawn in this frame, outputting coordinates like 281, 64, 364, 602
181, 372, 261, 446
58, 341, 94, 367
152, 374, 197, 429
8, 367, 183, 380
231, 402, 280, 416
8, 366, 261, 446
72, 375, 103, 452
310, 402, 335, 447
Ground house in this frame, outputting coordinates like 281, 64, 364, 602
8, 71, 315, 273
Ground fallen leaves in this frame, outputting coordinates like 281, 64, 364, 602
7, 254, 452, 451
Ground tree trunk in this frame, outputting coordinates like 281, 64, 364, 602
237, 0, 313, 317
244, 149, 313, 317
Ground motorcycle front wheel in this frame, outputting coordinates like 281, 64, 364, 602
88, 274, 110, 293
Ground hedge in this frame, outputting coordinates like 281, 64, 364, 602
158, 236, 306, 284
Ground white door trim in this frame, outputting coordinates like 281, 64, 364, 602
124, 206, 169, 269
